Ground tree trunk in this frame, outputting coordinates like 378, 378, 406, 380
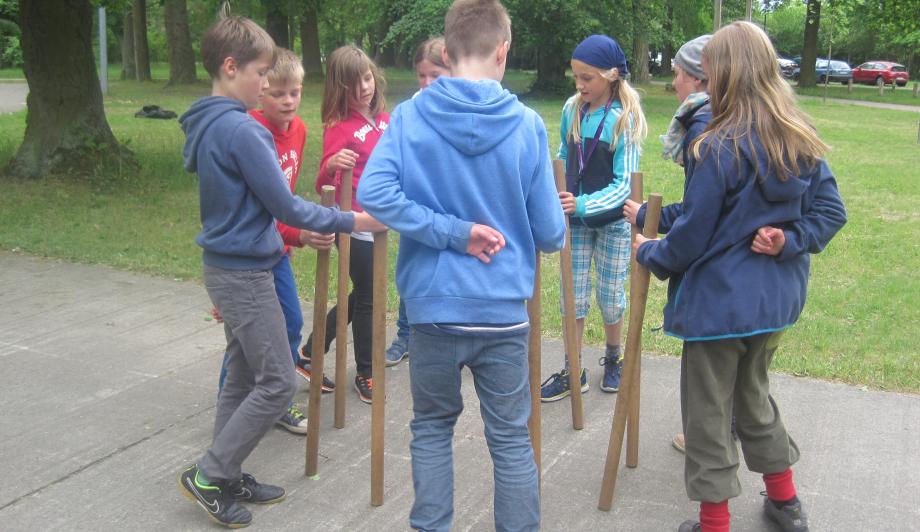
7, 0, 131, 179
300, 2, 323, 81
265, 0, 289, 49
662, 4, 674, 73
133, 0, 151, 81
121, 9, 135, 80
164, 0, 196, 85
533, 50, 568, 93
799, 0, 821, 87
288, 15, 297, 50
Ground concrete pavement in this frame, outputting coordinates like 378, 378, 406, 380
0, 81, 27, 114
0, 251, 917, 531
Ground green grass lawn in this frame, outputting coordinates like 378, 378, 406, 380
795, 82, 920, 107
0, 71, 917, 392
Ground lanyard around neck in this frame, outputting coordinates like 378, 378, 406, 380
576, 98, 613, 177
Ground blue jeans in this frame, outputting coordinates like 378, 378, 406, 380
219, 253, 303, 392
407, 325, 539, 532
396, 300, 409, 341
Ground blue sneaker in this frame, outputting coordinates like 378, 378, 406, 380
599, 345, 622, 393
540, 367, 588, 402
385, 336, 409, 367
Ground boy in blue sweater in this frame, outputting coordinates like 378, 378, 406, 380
358, 2, 565, 530
176, 16, 378, 529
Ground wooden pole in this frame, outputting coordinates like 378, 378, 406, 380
334, 170, 353, 429
626, 173, 643, 468
553, 159, 584, 431
370, 229, 388, 506
305, 185, 336, 477
527, 251, 542, 480
598, 193, 662, 511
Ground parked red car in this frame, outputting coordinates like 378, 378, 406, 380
852, 61, 910, 86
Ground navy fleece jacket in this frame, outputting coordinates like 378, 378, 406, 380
357, 78, 566, 325
637, 131, 847, 341
180, 96, 354, 270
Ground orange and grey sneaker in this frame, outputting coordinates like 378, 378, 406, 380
294, 356, 335, 393
354, 375, 373, 404
178, 465, 252, 528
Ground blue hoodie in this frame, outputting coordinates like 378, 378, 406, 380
357, 78, 566, 325
637, 131, 847, 341
180, 96, 354, 270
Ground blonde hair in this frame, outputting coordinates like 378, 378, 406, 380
321, 45, 387, 126
567, 67, 648, 150
200, 15, 276, 79
444, 0, 511, 63
268, 48, 304, 86
414, 37, 448, 69
693, 21, 828, 181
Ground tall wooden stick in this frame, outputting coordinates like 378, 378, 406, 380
305, 185, 336, 477
626, 173, 643, 468
553, 159, 584, 430
334, 170, 353, 429
527, 251, 542, 480
598, 193, 662, 511
370, 229, 388, 506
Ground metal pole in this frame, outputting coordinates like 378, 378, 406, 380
713, 0, 722, 31
98, 7, 107, 95
746, 0, 753, 21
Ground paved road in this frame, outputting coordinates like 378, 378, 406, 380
0, 251, 917, 531
0, 81, 27, 114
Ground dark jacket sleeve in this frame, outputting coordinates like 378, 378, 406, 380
777, 160, 847, 261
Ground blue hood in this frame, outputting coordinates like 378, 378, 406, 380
180, 96, 244, 173
414, 78, 524, 156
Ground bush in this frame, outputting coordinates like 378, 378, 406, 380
0, 34, 22, 68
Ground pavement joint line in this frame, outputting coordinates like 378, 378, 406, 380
0, 404, 215, 513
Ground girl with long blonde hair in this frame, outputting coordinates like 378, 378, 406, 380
634, 21, 847, 532
541, 34, 647, 402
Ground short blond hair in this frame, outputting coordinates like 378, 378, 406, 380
201, 15, 276, 79
444, 0, 511, 63
268, 48, 304, 86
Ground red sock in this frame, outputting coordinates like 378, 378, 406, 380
763, 468, 797, 502
699, 500, 730, 532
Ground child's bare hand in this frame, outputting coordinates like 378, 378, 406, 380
467, 224, 505, 264
751, 226, 785, 256
327, 149, 358, 174
559, 191, 577, 214
624, 199, 641, 226
353, 211, 387, 233
301, 230, 335, 250
632, 233, 658, 255
209, 306, 224, 323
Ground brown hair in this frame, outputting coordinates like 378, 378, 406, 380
444, 0, 511, 63
414, 37, 448, 69
268, 48, 304, 86
320, 45, 387, 125
693, 21, 828, 181
200, 15, 276, 79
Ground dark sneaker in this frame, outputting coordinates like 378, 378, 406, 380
677, 520, 701, 532
540, 367, 589, 402
599, 345, 622, 392
385, 336, 409, 366
295, 356, 335, 393
276, 405, 308, 435
764, 495, 809, 532
231, 473, 285, 504
354, 375, 373, 404
178, 465, 252, 528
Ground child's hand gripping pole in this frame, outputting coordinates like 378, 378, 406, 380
553, 159, 585, 431
527, 250, 542, 482
370, 226, 388, 506
306, 185, 337, 478
598, 189, 663, 511
334, 170, 353, 429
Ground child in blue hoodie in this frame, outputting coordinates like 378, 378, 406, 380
175, 16, 378, 529
358, 2, 565, 529
633, 22, 846, 532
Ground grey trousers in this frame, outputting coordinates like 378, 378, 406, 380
681, 331, 800, 502
198, 264, 298, 481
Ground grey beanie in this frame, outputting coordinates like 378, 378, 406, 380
674, 34, 712, 81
